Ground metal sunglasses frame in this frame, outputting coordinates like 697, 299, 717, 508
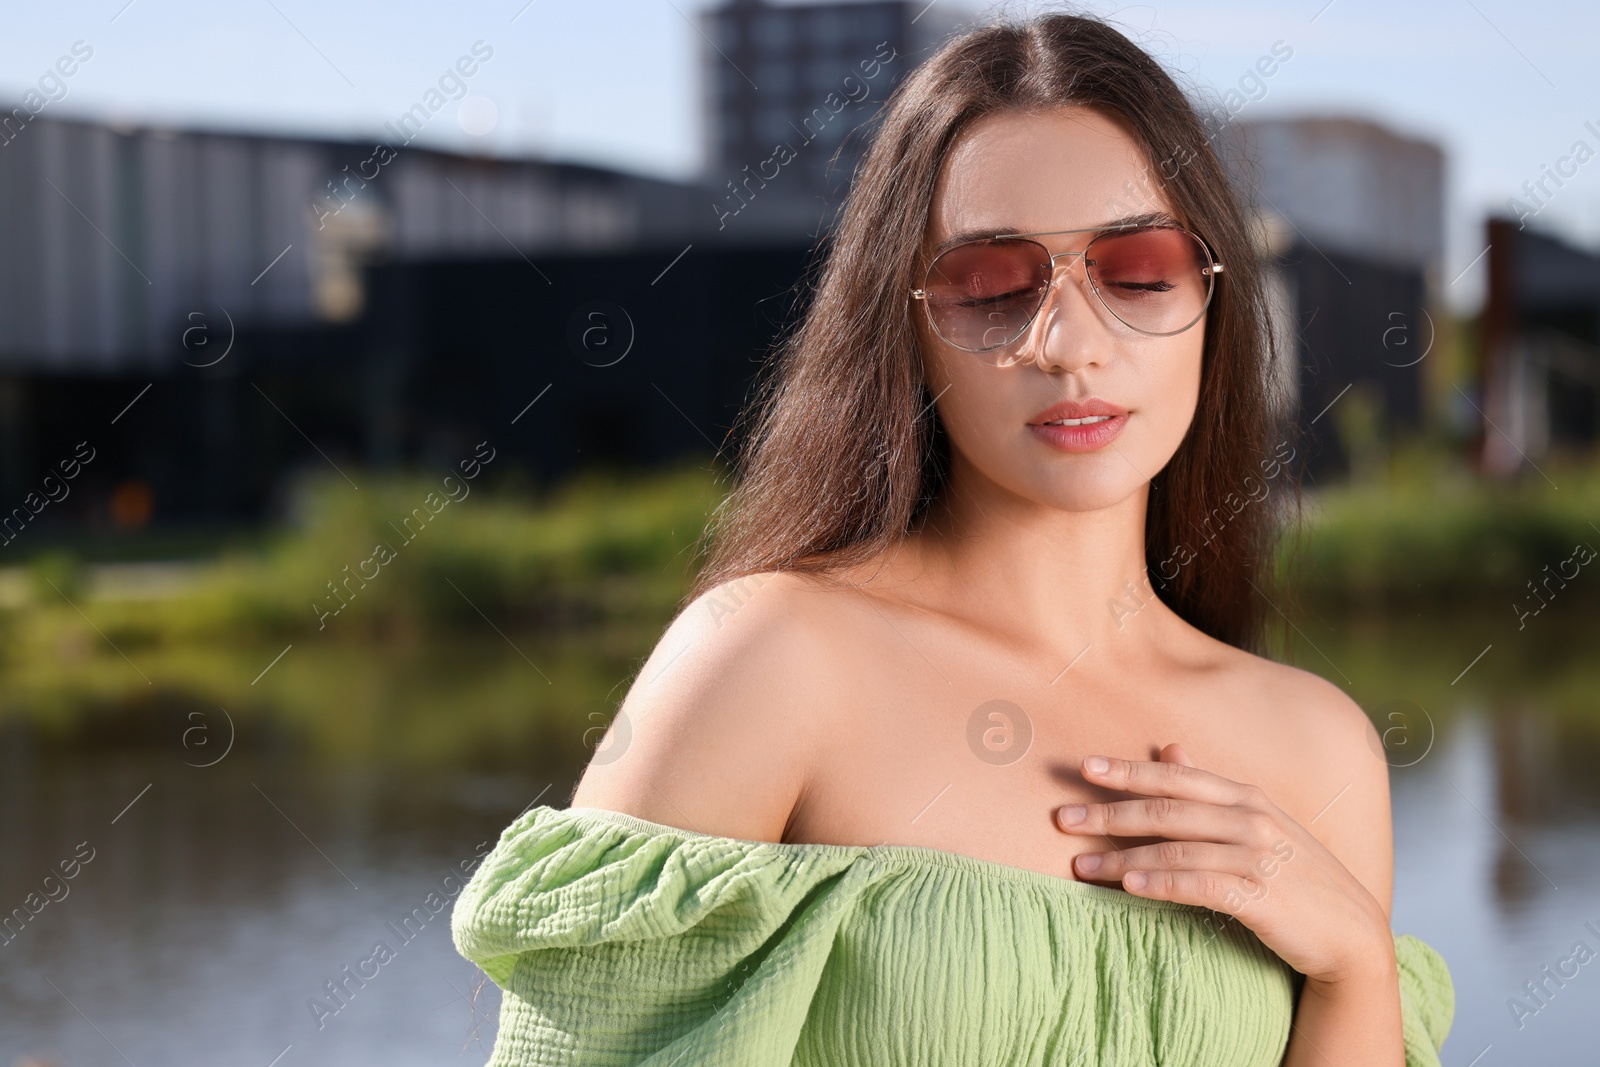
909, 222, 1225, 353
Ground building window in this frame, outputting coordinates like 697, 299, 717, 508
806, 58, 843, 95
759, 104, 794, 146
843, 7, 899, 51
708, 14, 739, 51
716, 121, 742, 163
757, 59, 794, 95
807, 10, 842, 49
754, 11, 789, 50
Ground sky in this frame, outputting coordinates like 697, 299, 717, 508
2, 0, 1597, 312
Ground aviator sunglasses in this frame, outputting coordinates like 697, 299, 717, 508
910, 222, 1224, 360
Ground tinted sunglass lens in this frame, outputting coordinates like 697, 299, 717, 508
1085, 229, 1213, 335
923, 240, 1051, 351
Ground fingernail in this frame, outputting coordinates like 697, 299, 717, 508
1059, 804, 1086, 827
1075, 853, 1101, 873
1125, 871, 1147, 890
1085, 755, 1109, 775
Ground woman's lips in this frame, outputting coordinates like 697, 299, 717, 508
1027, 412, 1128, 453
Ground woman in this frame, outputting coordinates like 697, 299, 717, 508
452, 10, 1455, 1066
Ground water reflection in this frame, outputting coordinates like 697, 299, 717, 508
1289, 604, 1600, 1064
1, 751, 569, 1067
1, 607, 1597, 1065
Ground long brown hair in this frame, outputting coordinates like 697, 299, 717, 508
688, 8, 1299, 654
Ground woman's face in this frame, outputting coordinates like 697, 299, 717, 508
915, 105, 1207, 514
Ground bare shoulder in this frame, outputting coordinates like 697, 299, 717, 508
1216, 643, 1395, 917
1228, 648, 1383, 771
568, 570, 846, 844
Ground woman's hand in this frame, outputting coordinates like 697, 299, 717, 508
1056, 743, 1395, 991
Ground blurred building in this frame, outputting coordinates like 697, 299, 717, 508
700, 0, 968, 238
0, 114, 705, 376
2, 3, 984, 541
0, 113, 713, 536
1479, 217, 1600, 474
5, 13, 1460, 546
1219, 117, 1446, 480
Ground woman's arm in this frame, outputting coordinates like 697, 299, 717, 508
568, 572, 826, 843
1278, 691, 1407, 1066
1056, 688, 1409, 1066
1282, 937, 1404, 1067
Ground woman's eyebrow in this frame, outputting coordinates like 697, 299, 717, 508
928, 211, 1180, 255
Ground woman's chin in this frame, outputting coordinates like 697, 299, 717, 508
1025, 479, 1146, 514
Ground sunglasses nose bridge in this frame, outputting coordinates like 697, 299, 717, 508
1001, 251, 1107, 365
1040, 251, 1094, 302
1029, 251, 1097, 323
1045, 249, 1087, 273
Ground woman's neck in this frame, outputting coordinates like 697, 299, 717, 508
885, 472, 1179, 665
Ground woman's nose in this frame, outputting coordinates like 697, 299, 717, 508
1016, 257, 1111, 372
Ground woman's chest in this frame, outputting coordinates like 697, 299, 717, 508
784, 641, 1308, 887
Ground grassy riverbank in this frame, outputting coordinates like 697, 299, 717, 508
3, 453, 1599, 758
1285, 452, 1600, 606
5, 452, 1600, 657
2, 459, 724, 653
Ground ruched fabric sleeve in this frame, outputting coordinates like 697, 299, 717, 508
450, 805, 872, 1067
1395, 933, 1455, 1067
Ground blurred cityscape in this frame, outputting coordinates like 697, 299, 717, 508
0, 0, 1594, 547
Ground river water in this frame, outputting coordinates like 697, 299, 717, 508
2, 607, 1596, 1066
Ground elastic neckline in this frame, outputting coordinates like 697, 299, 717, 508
556, 805, 1213, 915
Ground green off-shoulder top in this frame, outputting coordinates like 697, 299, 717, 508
451, 804, 1455, 1067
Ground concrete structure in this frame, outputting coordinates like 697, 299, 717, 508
699, 0, 969, 238
1218, 116, 1446, 480
3, 3, 978, 541
0, 114, 716, 540
1479, 217, 1600, 475
0, 115, 706, 376
1222, 116, 1444, 275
